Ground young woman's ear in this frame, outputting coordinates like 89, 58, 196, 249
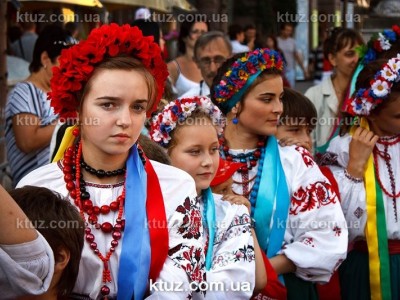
328, 53, 336, 68
40, 51, 51, 70
54, 246, 70, 273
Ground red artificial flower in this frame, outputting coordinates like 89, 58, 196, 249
392, 25, 400, 37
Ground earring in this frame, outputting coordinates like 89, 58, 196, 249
43, 64, 47, 69
72, 127, 80, 137
232, 117, 238, 125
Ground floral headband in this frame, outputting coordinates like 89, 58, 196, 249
213, 48, 284, 115
344, 55, 400, 116
150, 96, 224, 147
357, 25, 400, 65
48, 23, 168, 119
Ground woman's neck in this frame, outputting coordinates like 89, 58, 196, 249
331, 74, 350, 105
28, 70, 50, 92
80, 141, 128, 184
223, 123, 261, 149
183, 47, 194, 61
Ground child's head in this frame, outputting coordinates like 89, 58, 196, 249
150, 96, 224, 194
343, 56, 400, 136
276, 87, 317, 152
210, 158, 243, 195
10, 186, 84, 298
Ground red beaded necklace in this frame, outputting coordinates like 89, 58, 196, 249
63, 141, 125, 298
373, 135, 400, 222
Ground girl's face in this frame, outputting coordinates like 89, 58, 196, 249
169, 119, 220, 195
234, 75, 284, 137
266, 37, 275, 49
329, 41, 360, 77
368, 93, 400, 137
79, 69, 148, 160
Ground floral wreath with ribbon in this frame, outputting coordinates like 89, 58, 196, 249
150, 96, 224, 147
357, 25, 400, 65
48, 23, 169, 119
213, 48, 284, 115
344, 55, 400, 116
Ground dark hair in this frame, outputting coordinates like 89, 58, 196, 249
193, 31, 232, 59
340, 58, 400, 134
30, 25, 70, 73
10, 186, 84, 297
178, 18, 209, 54
323, 27, 364, 60
244, 24, 257, 31
138, 134, 170, 165
228, 24, 244, 40
210, 52, 283, 115
280, 87, 317, 128
80, 55, 158, 113
131, 19, 160, 45
279, 23, 293, 31
265, 34, 278, 49
64, 22, 78, 36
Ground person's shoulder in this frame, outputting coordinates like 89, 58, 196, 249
17, 162, 63, 189
179, 85, 201, 98
151, 160, 195, 186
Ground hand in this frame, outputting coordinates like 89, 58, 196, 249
222, 194, 251, 213
347, 127, 379, 178
278, 137, 311, 152
303, 69, 310, 80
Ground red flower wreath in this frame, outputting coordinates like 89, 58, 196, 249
48, 23, 169, 119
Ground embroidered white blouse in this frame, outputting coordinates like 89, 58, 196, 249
200, 193, 255, 299
18, 160, 206, 300
229, 145, 348, 283
327, 134, 400, 242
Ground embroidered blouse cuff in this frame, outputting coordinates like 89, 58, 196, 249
344, 169, 363, 183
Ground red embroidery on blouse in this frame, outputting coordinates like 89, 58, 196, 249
295, 146, 315, 168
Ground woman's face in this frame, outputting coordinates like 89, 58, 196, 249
329, 41, 360, 78
368, 92, 400, 137
185, 22, 208, 49
169, 119, 219, 195
266, 37, 275, 49
234, 75, 284, 137
79, 69, 148, 159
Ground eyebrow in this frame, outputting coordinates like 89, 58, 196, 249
259, 92, 284, 97
95, 96, 148, 103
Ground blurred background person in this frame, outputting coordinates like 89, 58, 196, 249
243, 24, 262, 51
5, 25, 70, 187
64, 22, 79, 44
167, 18, 209, 97
10, 21, 38, 63
228, 24, 249, 54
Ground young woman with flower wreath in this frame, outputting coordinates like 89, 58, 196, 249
150, 95, 267, 299
17, 23, 206, 300
210, 48, 348, 300
326, 55, 400, 300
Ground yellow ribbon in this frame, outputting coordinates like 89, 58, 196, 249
52, 124, 78, 163
350, 117, 381, 300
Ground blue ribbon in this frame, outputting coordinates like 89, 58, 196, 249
253, 137, 290, 257
349, 63, 365, 100
117, 145, 151, 300
222, 70, 262, 114
202, 187, 216, 271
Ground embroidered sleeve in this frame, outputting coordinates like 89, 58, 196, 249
206, 206, 256, 298
152, 196, 206, 299
280, 146, 348, 283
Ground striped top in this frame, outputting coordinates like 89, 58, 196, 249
5, 82, 57, 186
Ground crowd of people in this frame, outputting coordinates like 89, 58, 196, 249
2, 8, 400, 300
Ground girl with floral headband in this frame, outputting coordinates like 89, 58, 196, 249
17, 24, 206, 300
150, 95, 268, 299
211, 48, 348, 300
327, 55, 400, 300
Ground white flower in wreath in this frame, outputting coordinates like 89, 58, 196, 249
387, 58, 400, 73
381, 66, 397, 81
352, 98, 374, 116
371, 80, 389, 97
180, 102, 197, 117
161, 110, 177, 130
378, 33, 391, 51
199, 97, 214, 113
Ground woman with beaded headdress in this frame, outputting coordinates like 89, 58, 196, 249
150, 95, 269, 299
17, 24, 206, 299
326, 54, 400, 300
210, 48, 348, 299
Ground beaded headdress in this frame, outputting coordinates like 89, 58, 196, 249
357, 25, 400, 65
344, 55, 400, 116
212, 48, 284, 115
150, 96, 224, 147
48, 23, 168, 119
